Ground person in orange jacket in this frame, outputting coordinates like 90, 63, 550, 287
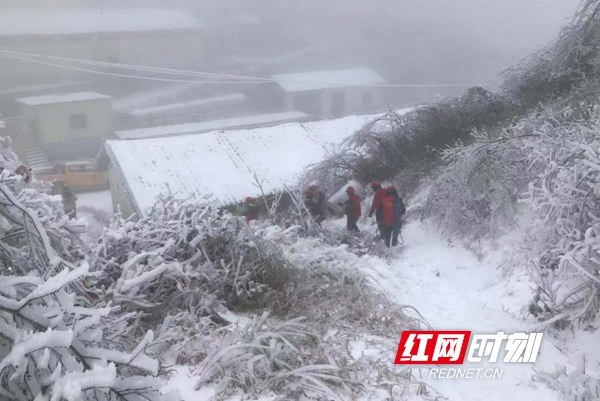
243, 196, 259, 223
343, 186, 361, 232
381, 186, 406, 247
368, 181, 388, 237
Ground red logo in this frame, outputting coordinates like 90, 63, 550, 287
395, 331, 472, 364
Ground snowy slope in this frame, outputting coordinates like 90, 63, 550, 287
356, 220, 571, 401
107, 113, 381, 214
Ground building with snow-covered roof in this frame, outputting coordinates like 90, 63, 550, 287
17, 92, 114, 162
97, 113, 378, 218
118, 93, 247, 129
114, 111, 310, 140
0, 9, 205, 86
272, 68, 387, 118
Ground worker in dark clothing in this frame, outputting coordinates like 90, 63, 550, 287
243, 196, 259, 223
62, 185, 78, 219
381, 186, 406, 247
343, 186, 361, 232
305, 187, 326, 225
368, 181, 388, 238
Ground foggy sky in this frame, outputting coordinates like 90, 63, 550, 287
1, 0, 579, 88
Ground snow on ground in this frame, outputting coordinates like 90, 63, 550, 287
159, 215, 585, 401
356, 220, 571, 401
76, 190, 113, 243
76, 190, 113, 216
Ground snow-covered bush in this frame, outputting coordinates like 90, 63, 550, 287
86, 193, 428, 399
503, 0, 600, 107
520, 115, 600, 325
89, 197, 287, 326
309, 88, 515, 188
422, 125, 535, 239
422, 89, 600, 326
0, 137, 175, 401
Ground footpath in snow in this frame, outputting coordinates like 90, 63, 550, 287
359, 221, 569, 401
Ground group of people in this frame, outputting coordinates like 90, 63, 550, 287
242, 180, 406, 248
338, 182, 406, 247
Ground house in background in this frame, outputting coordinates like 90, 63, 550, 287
116, 93, 248, 130
113, 111, 310, 140
0, 8, 205, 88
272, 68, 386, 118
16, 92, 114, 169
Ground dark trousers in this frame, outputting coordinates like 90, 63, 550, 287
313, 212, 325, 225
376, 221, 385, 239
347, 216, 360, 232
382, 224, 402, 247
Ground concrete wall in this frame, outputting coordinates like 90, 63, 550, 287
108, 161, 137, 219
21, 98, 113, 144
284, 86, 385, 118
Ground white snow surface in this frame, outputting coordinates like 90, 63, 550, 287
107, 113, 379, 214
115, 111, 311, 140
76, 190, 113, 216
272, 68, 385, 92
353, 219, 570, 401
0, 10, 202, 36
16, 92, 111, 106
160, 217, 579, 401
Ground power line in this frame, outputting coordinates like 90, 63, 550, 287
0, 50, 489, 88
0, 50, 272, 82
0, 53, 268, 85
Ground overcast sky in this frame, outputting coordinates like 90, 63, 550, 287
2, 0, 580, 90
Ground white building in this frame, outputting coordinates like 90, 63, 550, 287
117, 93, 248, 129
0, 9, 205, 86
272, 68, 386, 118
16, 92, 114, 162
114, 111, 310, 140
95, 113, 378, 218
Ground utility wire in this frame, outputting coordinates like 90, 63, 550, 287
0, 50, 272, 82
0, 53, 268, 85
0, 50, 490, 88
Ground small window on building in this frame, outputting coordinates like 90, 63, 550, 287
69, 113, 87, 129
362, 90, 373, 106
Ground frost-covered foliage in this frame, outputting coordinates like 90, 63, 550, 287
308, 88, 515, 188
87, 195, 428, 400
89, 197, 285, 326
503, 0, 600, 107
533, 365, 600, 401
0, 137, 175, 401
521, 116, 600, 325
423, 90, 600, 327
421, 126, 536, 238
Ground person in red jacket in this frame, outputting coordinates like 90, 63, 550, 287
368, 181, 387, 237
243, 196, 259, 223
343, 186, 361, 232
381, 186, 406, 247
